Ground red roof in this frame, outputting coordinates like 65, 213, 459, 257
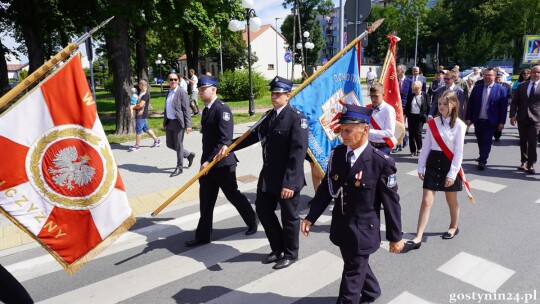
7, 63, 28, 72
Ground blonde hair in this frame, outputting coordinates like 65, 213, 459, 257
437, 90, 459, 128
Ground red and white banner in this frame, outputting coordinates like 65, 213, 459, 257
380, 34, 404, 124
0, 54, 135, 274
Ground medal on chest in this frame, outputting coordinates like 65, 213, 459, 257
355, 171, 362, 187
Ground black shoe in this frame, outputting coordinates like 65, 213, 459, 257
245, 220, 258, 235
170, 167, 183, 177
517, 162, 528, 170
273, 258, 297, 270
477, 163, 485, 170
263, 251, 282, 264
441, 227, 459, 239
527, 166, 536, 174
185, 239, 210, 247
187, 153, 195, 168
405, 240, 421, 250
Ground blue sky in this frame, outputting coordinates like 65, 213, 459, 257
3, 0, 342, 63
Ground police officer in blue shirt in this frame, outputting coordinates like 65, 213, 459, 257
233, 76, 308, 270
185, 75, 258, 247
301, 104, 403, 304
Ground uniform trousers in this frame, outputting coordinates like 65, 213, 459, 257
255, 191, 300, 260
473, 119, 497, 165
196, 165, 257, 242
517, 118, 540, 165
165, 119, 191, 168
0, 264, 33, 304
337, 247, 380, 304
407, 113, 424, 154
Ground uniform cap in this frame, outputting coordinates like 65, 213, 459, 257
198, 75, 218, 88
338, 104, 372, 124
269, 76, 293, 92
496, 72, 504, 77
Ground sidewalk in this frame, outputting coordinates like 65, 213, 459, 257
0, 122, 266, 252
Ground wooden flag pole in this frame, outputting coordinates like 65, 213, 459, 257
151, 19, 384, 216
151, 116, 267, 216
0, 17, 114, 108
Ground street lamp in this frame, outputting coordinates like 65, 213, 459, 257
155, 54, 166, 83
275, 17, 282, 77
229, 0, 261, 116
296, 31, 315, 73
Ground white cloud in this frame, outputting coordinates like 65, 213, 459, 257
254, 0, 340, 31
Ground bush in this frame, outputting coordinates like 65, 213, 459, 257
103, 75, 115, 95
219, 70, 267, 101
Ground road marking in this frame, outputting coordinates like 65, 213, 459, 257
406, 169, 418, 176
206, 250, 342, 304
37, 231, 270, 304
437, 252, 514, 293
468, 179, 506, 193
535, 198, 540, 204
388, 291, 433, 304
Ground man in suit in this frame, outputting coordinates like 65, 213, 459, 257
394, 65, 413, 152
427, 70, 445, 104
509, 64, 540, 174
410, 66, 427, 92
184, 76, 258, 247
429, 70, 465, 118
233, 76, 308, 270
465, 67, 508, 170
301, 104, 403, 304
163, 72, 196, 177
493, 71, 513, 141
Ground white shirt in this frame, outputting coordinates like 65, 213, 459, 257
418, 117, 466, 180
346, 141, 369, 167
191, 75, 199, 92
527, 79, 539, 97
367, 71, 376, 81
165, 87, 178, 119
411, 94, 422, 114
368, 101, 396, 143
179, 78, 188, 92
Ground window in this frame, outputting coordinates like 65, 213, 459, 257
268, 64, 275, 70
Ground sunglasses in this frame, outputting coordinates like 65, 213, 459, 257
443, 77, 451, 80
169, 78, 179, 81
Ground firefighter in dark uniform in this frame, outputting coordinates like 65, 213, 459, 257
233, 76, 308, 270
185, 75, 258, 247
301, 104, 404, 304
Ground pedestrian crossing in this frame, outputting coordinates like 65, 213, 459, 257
0, 194, 521, 304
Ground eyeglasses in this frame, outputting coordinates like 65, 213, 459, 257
169, 78, 179, 81
369, 95, 381, 99
443, 77, 451, 81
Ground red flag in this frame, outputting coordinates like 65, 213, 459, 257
0, 54, 135, 274
380, 35, 404, 123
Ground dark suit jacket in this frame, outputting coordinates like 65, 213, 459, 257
465, 83, 508, 126
399, 77, 413, 107
201, 99, 237, 168
409, 75, 427, 92
305, 144, 402, 255
510, 80, 540, 122
235, 104, 308, 194
163, 87, 192, 129
404, 91, 430, 118
429, 86, 465, 118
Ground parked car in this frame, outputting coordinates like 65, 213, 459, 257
462, 68, 512, 85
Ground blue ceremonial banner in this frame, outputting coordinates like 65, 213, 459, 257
290, 44, 363, 172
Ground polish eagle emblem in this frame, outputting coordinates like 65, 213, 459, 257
48, 146, 96, 190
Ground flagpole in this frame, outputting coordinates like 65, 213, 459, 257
378, 46, 391, 83
291, 19, 384, 98
151, 19, 384, 216
0, 17, 114, 108
152, 116, 268, 216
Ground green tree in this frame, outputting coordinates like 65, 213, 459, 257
206, 31, 255, 72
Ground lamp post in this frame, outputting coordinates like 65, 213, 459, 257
303, 31, 314, 73
275, 17, 282, 77
155, 54, 166, 83
229, 0, 261, 116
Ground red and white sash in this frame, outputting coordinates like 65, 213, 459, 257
428, 119, 474, 204
367, 104, 398, 148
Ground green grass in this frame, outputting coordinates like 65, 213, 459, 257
97, 88, 269, 144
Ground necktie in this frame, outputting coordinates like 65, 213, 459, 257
202, 107, 208, 119
372, 105, 380, 112
268, 110, 277, 127
530, 82, 536, 100
346, 150, 354, 168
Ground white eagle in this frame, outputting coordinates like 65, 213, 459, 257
47, 146, 96, 190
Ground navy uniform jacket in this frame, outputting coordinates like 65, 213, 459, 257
465, 83, 507, 126
305, 144, 402, 255
201, 99, 237, 168
235, 104, 308, 194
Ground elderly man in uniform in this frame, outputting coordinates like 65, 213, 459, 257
184, 75, 258, 247
302, 104, 403, 304
232, 76, 308, 270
